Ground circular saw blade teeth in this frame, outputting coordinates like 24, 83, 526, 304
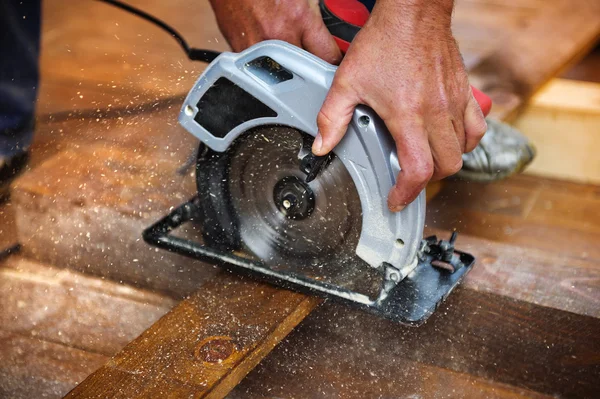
226, 126, 362, 270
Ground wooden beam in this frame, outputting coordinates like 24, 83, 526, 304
0, 331, 107, 399
463, 0, 600, 121
64, 275, 320, 399
513, 79, 600, 184
0, 257, 175, 356
231, 232, 600, 399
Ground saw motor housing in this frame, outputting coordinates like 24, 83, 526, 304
144, 41, 475, 325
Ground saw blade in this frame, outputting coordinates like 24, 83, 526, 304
227, 126, 363, 273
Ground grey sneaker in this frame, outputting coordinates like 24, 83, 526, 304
456, 118, 536, 182
0, 151, 29, 201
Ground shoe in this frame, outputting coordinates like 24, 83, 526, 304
456, 118, 536, 182
0, 151, 29, 201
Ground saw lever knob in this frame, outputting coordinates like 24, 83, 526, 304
299, 135, 333, 182
420, 232, 464, 273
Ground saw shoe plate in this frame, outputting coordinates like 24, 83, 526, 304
143, 199, 475, 326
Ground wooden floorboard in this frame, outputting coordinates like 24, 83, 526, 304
0, 257, 175, 355
232, 229, 600, 399
427, 174, 600, 261
0, 331, 107, 399
0, 257, 175, 399
230, 307, 557, 399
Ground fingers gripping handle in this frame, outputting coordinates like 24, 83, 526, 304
320, 0, 492, 116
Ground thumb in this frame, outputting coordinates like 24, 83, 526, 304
314, 77, 359, 155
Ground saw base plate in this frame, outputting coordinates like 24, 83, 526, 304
144, 196, 474, 326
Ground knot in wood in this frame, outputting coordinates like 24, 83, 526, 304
195, 337, 236, 363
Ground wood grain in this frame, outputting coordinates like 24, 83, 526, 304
233, 231, 600, 398
0, 257, 175, 356
438, 230, 600, 319
427, 174, 600, 260
0, 331, 107, 399
64, 275, 320, 399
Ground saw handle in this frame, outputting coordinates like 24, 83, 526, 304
320, 0, 492, 116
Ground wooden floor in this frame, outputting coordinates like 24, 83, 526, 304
1, 0, 599, 398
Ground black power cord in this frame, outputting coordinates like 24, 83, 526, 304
96, 0, 221, 63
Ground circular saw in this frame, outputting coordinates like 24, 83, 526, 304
144, 41, 476, 325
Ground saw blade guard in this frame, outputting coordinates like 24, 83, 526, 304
178, 40, 425, 277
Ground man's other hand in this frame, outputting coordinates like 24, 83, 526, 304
209, 0, 342, 64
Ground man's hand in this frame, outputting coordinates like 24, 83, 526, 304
313, 0, 487, 211
209, 0, 342, 64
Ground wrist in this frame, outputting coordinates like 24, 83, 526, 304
371, 0, 454, 33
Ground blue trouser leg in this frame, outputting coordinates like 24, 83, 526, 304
0, 0, 41, 157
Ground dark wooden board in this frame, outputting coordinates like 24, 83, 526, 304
231, 306, 556, 399
231, 229, 600, 399
11, 145, 218, 298
0, 257, 175, 356
0, 331, 107, 399
427, 174, 600, 260
456, 0, 600, 120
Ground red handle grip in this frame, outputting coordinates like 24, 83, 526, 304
322, 0, 492, 116
470, 86, 492, 116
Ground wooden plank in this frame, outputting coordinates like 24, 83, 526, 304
513, 79, 600, 183
441, 230, 600, 319
0, 330, 107, 399
64, 275, 320, 399
460, 0, 600, 120
12, 145, 218, 298
232, 317, 554, 399
427, 174, 600, 260
233, 232, 600, 399
0, 257, 175, 356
